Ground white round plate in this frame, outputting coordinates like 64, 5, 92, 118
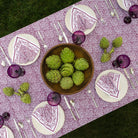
65, 4, 97, 35
117, 0, 131, 11
8, 34, 40, 66
1, 125, 14, 138
32, 101, 65, 135
95, 69, 128, 102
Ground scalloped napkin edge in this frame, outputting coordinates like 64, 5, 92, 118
70, 5, 97, 33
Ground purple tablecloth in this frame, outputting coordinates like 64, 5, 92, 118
0, 0, 138, 137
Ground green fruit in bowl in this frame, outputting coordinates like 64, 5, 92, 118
60, 77, 73, 89
60, 63, 74, 77
46, 55, 61, 69
46, 70, 61, 83
74, 58, 89, 71
60, 47, 75, 63
72, 71, 84, 86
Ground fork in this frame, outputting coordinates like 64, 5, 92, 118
87, 86, 98, 108
58, 22, 69, 43
37, 31, 48, 49
95, 5, 106, 24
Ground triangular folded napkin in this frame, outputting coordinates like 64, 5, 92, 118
96, 72, 121, 99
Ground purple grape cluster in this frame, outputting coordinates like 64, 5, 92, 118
72, 30, 86, 45
7, 64, 25, 78
47, 92, 61, 106
112, 55, 130, 68
124, 5, 138, 24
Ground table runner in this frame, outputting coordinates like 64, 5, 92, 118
0, 0, 137, 137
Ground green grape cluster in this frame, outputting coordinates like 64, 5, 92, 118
100, 37, 123, 63
3, 82, 31, 104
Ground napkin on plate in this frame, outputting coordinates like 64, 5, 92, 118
12, 36, 40, 64
0, 127, 8, 138
123, 0, 132, 10
70, 5, 97, 33
96, 72, 121, 99
32, 104, 58, 132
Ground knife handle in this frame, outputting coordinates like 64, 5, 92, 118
70, 109, 76, 120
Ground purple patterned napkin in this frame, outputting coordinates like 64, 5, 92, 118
12, 36, 40, 64
32, 104, 58, 132
70, 5, 97, 33
96, 72, 121, 99
0, 127, 8, 138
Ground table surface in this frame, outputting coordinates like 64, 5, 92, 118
0, 0, 138, 138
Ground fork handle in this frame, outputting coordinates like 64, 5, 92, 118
30, 125, 37, 138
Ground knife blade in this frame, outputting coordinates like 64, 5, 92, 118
58, 22, 69, 43
64, 96, 76, 120
123, 69, 135, 89
13, 119, 23, 138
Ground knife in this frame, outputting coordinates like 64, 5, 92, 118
58, 22, 69, 43
108, 0, 119, 20
13, 119, 23, 138
64, 96, 76, 120
123, 69, 135, 89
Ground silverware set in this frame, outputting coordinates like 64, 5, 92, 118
64, 96, 80, 120
54, 22, 69, 43
104, 0, 115, 17
13, 118, 37, 138
123, 68, 138, 89
95, 0, 119, 22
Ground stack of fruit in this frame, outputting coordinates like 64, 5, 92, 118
45, 47, 89, 90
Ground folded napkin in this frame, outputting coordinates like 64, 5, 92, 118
70, 5, 97, 33
96, 72, 121, 99
12, 36, 40, 64
32, 104, 58, 132
123, 0, 132, 10
0, 127, 8, 138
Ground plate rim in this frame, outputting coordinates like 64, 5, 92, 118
117, 0, 129, 11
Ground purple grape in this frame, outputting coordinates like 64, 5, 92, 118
2, 112, 10, 121
112, 60, 120, 68
47, 92, 61, 106
116, 55, 131, 68
124, 16, 132, 24
72, 30, 86, 45
7, 64, 25, 78
129, 5, 138, 18
0, 115, 4, 128
20, 68, 26, 76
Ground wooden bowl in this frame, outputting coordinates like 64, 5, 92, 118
40, 43, 94, 95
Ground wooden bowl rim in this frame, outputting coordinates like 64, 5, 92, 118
40, 43, 94, 95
